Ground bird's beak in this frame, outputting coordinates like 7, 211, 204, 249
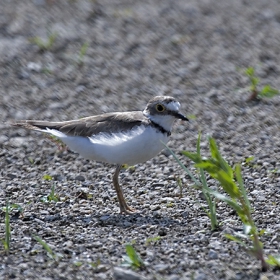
174, 112, 189, 121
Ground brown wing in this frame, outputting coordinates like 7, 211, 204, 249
12, 111, 148, 137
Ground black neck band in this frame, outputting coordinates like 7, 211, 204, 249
149, 120, 171, 136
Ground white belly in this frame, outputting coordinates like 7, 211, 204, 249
46, 125, 169, 165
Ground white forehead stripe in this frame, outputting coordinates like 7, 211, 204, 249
166, 101, 180, 112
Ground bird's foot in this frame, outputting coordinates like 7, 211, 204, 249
119, 205, 137, 215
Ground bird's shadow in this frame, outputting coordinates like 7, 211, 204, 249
90, 212, 183, 228
27, 211, 183, 229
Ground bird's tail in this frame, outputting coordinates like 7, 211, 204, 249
11, 120, 62, 133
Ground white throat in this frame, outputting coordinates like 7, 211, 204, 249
143, 110, 176, 132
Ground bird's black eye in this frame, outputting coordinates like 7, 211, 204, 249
156, 104, 165, 112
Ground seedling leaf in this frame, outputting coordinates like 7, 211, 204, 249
224, 234, 247, 248
181, 151, 202, 163
245, 67, 255, 77
251, 77, 259, 87
245, 156, 254, 164
33, 235, 61, 260
1, 202, 11, 253
78, 42, 89, 65
266, 255, 280, 267
89, 259, 101, 268
146, 236, 161, 245
30, 32, 57, 51
209, 138, 233, 178
122, 244, 144, 269
195, 160, 240, 199
235, 164, 250, 208
259, 229, 266, 236
260, 85, 279, 98
187, 114, 196, 120
43, 174, 53, 181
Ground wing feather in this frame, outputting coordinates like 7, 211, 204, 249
12, 111, 148, 137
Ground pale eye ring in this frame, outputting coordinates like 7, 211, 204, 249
156, 104, 165, 112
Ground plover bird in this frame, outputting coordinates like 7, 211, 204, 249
12, 96, 188, 214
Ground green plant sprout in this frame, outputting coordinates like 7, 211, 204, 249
121, 243, 144, 270
73, 259, 101, 268
28, 157, 35, 165
74, 261, 83, 267
89, 259, 101, 268
195, 133, 218, 230
176, 177, 183, 198
245, 67, 279, 101
180, 136, 269, 271
1, 202, 11, 254
33, 235, 62, 261
121, 164, 136, 173
268, 168, 280, 174
244, 156, 255, 165
145, 236, 161, 246
48, 184, 60, 202
77, 42, 89, 66
186, 114, 197, 120
166, 202, 174, 208
1, 203, 23, 214
41, 182, 60, 203
29, 32, 57, 51
41, 67, 53, 75
43, 174, 53, 181
163, 133, 219, 231
266, 255, 280, 267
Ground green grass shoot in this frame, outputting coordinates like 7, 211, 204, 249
29, 32, 57, 51
48, 184, 60, 202
41, 183, 60, 203
74, 261, 83, 267
266, 255, 280, 267
186, 114, 197, 120
1, 202, 11, 254
245, 66, 279, 101
163, 133, 219, 231
145, 236, 161, 246
43, 174, 53, 181
180, 135, 269, 271
89, 259, 101, 268
121, 243, 144, 270
77, 42, 89, 66
176, 177, 183, 198
33, 235, 61, 260
1, 203, 23, 213
245, 156, 254, 165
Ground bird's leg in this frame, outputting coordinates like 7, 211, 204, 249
113, 164, 136, 214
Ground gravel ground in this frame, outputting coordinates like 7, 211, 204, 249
1, 0, 280, 279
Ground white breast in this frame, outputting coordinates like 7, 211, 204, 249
45, 125, 169, 165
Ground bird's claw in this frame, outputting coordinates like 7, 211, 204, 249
119, 206, 137, 215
